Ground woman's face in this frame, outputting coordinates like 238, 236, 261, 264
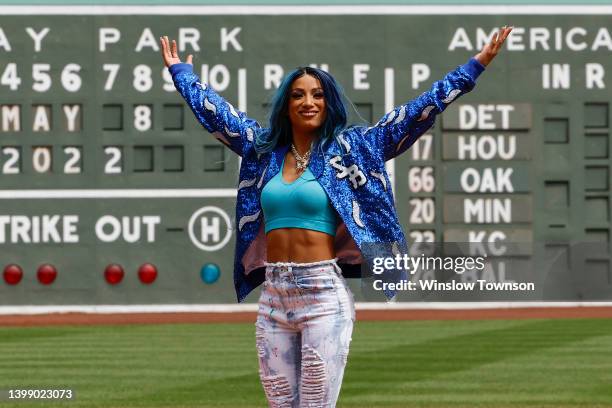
287, 74, 327, 136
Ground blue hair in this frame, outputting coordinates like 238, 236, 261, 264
254, 67, 348, 154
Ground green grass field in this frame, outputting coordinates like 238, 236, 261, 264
0, 319, 611, 408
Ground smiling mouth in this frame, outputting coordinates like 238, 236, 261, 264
300, 112, 318, 117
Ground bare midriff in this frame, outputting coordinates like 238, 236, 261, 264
266, 228, 335, 263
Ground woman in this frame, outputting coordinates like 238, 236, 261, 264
161, 26, 512, 407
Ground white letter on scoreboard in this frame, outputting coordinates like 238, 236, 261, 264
12, 216, 31, 243
412, 63, 430, 89
96, 215, 121, 242
497, 105, 514, 129
591, 28, 612, 51
135, 27, 159, 52
459, 105, 477, 129
221, 27, 242, 52
460, 168, 479, 193
122, 217, 141, 243
200, 216, 220, 243
63, 215, 79, 243
63, 105, 80, 132
42, 215, 62, 243
99, 28, 121, 52
179, 28, 200, 52
264, 64, 283, 90
0, 216, 9, 243
142, 216, 160, 242
26, 27, 50, 52
2, 105, 20, 131
464, 199, 484, 223
566, 27, 587, 51
32, 105, 50, 132
458, 135, 476, 159
353, 64, 370, 90
448, 27, 473, 51
586, 63, 605, 89
0, 28, 11, 51
530, 27, 550, 50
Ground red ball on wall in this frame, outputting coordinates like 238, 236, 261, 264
104, 264, 124, 285
3, 264, 23, 285
138, 263, 157, 284
37, 264, 57, 285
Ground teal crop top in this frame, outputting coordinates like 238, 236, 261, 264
261, 155, 338, 236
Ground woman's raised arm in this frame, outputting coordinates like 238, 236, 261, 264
365, 26, 513, 161
161, 36, 261, 157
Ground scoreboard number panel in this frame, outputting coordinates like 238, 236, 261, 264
0, 8, 611, 304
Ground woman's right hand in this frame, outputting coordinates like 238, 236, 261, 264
160, 36, 193, 68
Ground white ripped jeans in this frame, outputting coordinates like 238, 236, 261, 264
255, 258, 355, 408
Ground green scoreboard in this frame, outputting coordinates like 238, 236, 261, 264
1, 5, 611, 305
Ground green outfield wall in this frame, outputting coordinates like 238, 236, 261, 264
0, 6, 611, 305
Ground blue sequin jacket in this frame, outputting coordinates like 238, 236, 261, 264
170, 59, 484, 302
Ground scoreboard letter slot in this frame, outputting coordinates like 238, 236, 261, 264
102, 104, 123, 131
133, 146, 154, 172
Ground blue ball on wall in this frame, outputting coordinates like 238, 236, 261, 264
200, 263, 220, 284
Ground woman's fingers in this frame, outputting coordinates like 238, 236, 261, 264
171, 39, 178, 59
163, 36, 170, 55
495, 26, 511, 51
160, 37, 169, 65
499, 26, 511, 42
490, 26, 512, 52
502, 26, 513, 41
491, 31, 499, 47
160, 36, 189, 67
162, 37, 172, 66
493, 29, 502, 50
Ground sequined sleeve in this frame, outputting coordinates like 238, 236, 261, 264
169, 63, 261, 157
364, 58, 485, 161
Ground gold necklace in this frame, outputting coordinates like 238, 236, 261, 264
290, 144, 311, 172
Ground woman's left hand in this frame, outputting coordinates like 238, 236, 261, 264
160, 36, 193, 68
474, 26, 513, 67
